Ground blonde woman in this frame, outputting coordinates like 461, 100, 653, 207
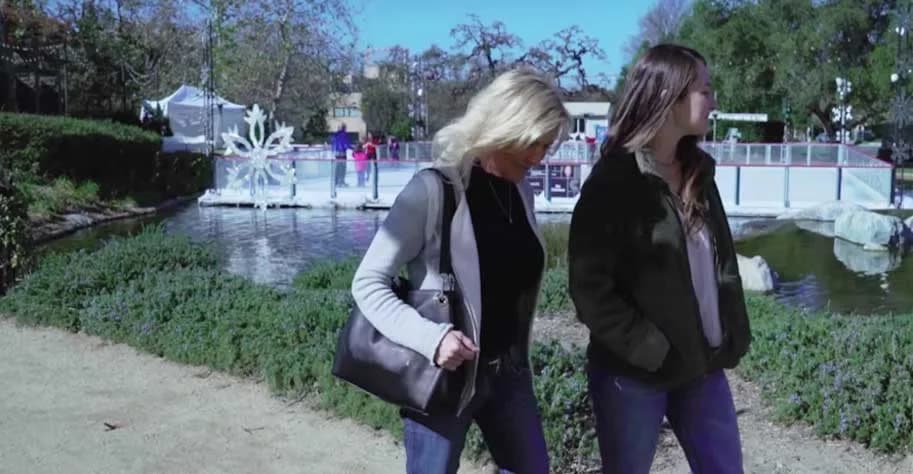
351, 68, 568, 474
569, 44, 751, 473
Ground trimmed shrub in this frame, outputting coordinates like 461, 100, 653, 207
0, 226, 216, 330
5, 231, 913, 470
739, 295, 913, 453
0, 112, 161, 196
0, 171, 30, 294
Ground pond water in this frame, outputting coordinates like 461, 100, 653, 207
41, 204, 913, 315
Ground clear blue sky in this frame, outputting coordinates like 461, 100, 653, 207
355, 0, 654, 84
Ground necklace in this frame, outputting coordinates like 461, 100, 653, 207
487, 176, 513, 224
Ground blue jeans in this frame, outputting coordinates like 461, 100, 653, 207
402, 357, 549, 474
587, 367, 743, 474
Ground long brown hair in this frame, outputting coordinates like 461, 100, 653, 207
604, 44, 709, 232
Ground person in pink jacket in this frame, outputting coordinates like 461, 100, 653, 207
353, 143, 368, 187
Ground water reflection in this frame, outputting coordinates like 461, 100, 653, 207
41, 205, 387, 288
776, 274, 829, 312
833, 238, 902, 276
736, 221, 913, 314
168, 206, 387, 287
40, 204, 913, 314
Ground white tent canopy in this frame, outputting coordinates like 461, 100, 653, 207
140, 84, 201, 119
140, 85, 247, 152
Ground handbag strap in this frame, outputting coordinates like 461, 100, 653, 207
424, 168, 457, 282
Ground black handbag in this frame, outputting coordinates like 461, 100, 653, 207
332, 169, 466, 415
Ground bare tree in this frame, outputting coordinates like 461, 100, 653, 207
413, 18, 611, 133
450, 15, 522, 79
449, 17, 608, 90
520, 26, 607, 89
624, 0, 689, 59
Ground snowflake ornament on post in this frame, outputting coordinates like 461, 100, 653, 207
222, 104, 296, 210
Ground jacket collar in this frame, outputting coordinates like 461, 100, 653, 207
634, 148, 665, 179
633, 147, 716, 186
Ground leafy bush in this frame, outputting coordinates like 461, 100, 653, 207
18, 177, 100, 217
0, 172, 30, 294
0, 234, 594, 470
0, 226, 216, 330
739, 296, 913, 453
537, 265, 572, 315
5, 231, 913, 471
0, 112, 160, 196
0, 114, 211, 213
150, 151, 212, 199
292, 258, 360, 291
521, 341, 598, 469
540, 222, 569, 270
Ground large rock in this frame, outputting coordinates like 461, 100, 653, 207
833, 238, 901, 275
834, 211, 906, 249
777, 201, 866, 221
729, 219, 792, 241
795, 220, 836, 238
63, 213, 94, 227
737, 254, 778, 292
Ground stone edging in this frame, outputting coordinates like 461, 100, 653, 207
30, 193, 201, 244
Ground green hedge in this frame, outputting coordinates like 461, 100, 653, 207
150, 151, 213, 199
0, 114, 212, 212
0, 113, 161, 196
0, 172, 30, 294
3, 230, 912, 471
17, 177, 101, 218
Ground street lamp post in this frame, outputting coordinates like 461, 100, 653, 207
407, 59, 429, 141
832, 77, 852, 144
782, 100, 792, 143
891, 2, 913, 208
408, 60, 416, 140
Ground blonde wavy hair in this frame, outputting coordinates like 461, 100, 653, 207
431, 68, 570, 185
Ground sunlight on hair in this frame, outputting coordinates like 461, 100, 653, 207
431, 68, 570, 185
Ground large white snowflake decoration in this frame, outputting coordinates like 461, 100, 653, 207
222, 104, 295, 210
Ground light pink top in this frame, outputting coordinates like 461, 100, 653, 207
681, 216, 722, 348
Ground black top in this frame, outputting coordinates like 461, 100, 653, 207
466, 164, 544, 358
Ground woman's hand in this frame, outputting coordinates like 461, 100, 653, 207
434, 330, 479, 371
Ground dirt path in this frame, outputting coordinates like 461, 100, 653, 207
3, 315, 911, 474
0, 319, 486, 474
